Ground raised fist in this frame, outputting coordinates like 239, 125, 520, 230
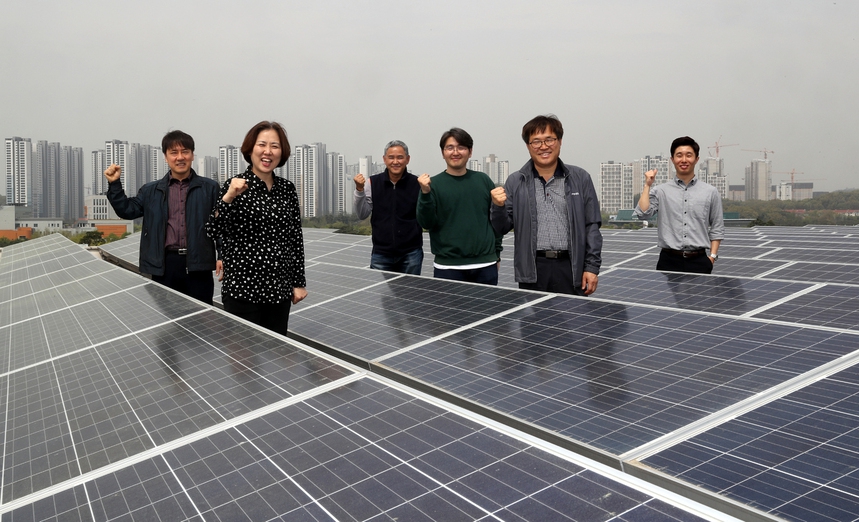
104, 164, 121, 183
417, 173, 432, 194
491, 186, 507, 207
354, 174, 365, 191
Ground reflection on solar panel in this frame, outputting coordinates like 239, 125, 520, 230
1, 235, 723, 521
78, 224, 859, 521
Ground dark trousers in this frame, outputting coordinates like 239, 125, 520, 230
656, 250, 714, 274
152, 250, 214, 305
222, 295, 292, 336
519, 257, 580, 295
434, 264, 498, 285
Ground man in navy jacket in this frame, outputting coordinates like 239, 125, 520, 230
105, 130, 221, 304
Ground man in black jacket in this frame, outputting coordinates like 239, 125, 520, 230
105, 130, 221, 304
353, 140, 423, 274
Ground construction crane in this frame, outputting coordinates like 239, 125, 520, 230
772, 170, 826, 200
742, 148, 775, 160
708, 136, 739, 158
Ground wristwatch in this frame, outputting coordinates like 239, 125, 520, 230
709, 253, 719, 260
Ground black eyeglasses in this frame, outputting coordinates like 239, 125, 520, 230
529, 138, 558, 149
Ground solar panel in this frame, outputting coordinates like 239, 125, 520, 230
70, 224, 859, 521
640, 361, 859, 521
1, 235, 724, 521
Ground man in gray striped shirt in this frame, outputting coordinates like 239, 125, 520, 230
634, 136, 724, 274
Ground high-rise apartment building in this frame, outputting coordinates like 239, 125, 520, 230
5, 137, 32, 206
698, 157, 728, 200
62, 146, 84, 222
290, 143, 327, 218
218, 145, 242, 185
327, 151, 348, 215
745, 159, 771, 201
599, 161, 624, 214
468, 159, 481, 172
91, 149, 106, 195
197, 155, 219, 182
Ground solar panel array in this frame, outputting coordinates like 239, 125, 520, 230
0, 234, 728, 521
58, 224, 859, 521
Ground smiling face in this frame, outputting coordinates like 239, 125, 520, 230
165, 144, 194, 179
441, 137, 472, 173
527, 129, 561, 172
671, 145, 699, 178
383, 145, 410, 178
251, 129, 283, 176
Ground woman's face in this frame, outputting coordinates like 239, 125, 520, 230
251, 129, 282, 175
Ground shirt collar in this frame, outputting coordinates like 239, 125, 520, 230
674, 175, 697, 187
530, 159, 566, 181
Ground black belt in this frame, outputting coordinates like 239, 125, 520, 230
661, 248, 705, 259
166, 248, 187, 255
536, 250, 569, 259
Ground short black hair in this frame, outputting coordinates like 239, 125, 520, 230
162, 130, 195, 153
522, 115, 564, 144
439, 127, 473, 150
670, 136, 699, 157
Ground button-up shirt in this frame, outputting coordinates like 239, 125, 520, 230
634, 176, 724, 251
533, 164, 570, 251
165, 175, 189, 250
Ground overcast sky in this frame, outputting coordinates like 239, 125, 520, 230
2, 0, 857, 193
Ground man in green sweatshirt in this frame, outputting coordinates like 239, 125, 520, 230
416, 127, 502, 285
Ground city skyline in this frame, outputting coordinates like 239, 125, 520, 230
1, 2, 856, 196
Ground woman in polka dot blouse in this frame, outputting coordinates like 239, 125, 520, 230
206, 121, 307, 335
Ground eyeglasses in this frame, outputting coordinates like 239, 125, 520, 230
529, 137, 558, 149
443, 145, 469, 153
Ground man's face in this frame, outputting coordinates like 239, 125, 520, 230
672, 145, 698, 176
383, 146, 410, 177
527, 129, 562, 171
165, 144, 194, 177
441, 137, 471, 171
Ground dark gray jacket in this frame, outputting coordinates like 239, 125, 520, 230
107, 169, 220, 276
490, 159, 602, 285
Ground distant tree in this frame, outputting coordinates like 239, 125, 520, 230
80, 231, 105, 246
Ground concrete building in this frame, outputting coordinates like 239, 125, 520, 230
218, 145, 242, 185
91, 149, 106, 195
197, 155, 219, 182
745, 159, 771, 201
290, 143, 327, 218
5, 136, 31, 206
61, 145, 85, 222
776, 181, 814, 201
728, 185, 746, 201
468, 159, 481, 172
82, 194, 134, 236
698, 157, 728, 200
327, 152, 348, 215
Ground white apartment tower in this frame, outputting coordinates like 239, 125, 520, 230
698, 157, 728, 200
468, 159, 481, 172
327, 152, 348, 215
600, 161, 622, 214
218, 145, 242, 185
91, 149, 106, 195
104, 140, 132, 191
745, 159, 771, 201
290, 143, 326, 217
5, 137, 32, 206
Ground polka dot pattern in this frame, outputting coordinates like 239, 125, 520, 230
206, 167, 306, 304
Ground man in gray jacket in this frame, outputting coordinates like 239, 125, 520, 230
490, 115, 602, 295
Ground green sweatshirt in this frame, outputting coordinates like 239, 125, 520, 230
416, 169, 502, 266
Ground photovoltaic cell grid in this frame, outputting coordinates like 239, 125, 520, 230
641, 362, 859, 521
375, 295, 859, 455
595, 268, 812, 316
290, 274, 545, 362
88, 226, 859, 521
4, 378, 708, 522
0, 235, 715, 521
